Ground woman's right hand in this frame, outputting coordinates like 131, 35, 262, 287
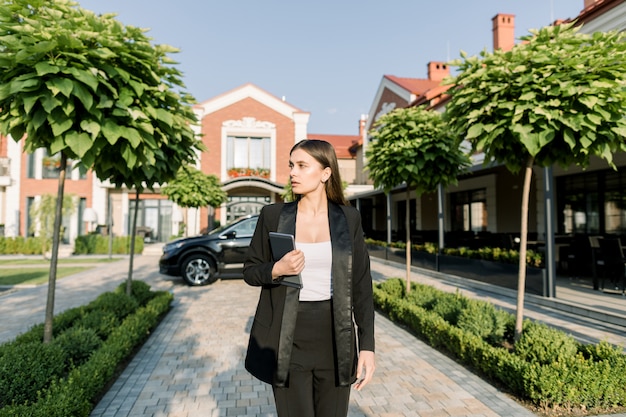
272, 249, 305, 280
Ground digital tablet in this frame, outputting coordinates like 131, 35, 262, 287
269, 232, 303, 288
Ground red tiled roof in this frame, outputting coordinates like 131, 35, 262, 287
307, 134, 359, 159
385, 75, 441, 96
571, 0, 621, 24
410, 84, 453, 109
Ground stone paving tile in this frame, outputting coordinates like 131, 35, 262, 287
89, 271, 539, 417
2, 251, 626, 416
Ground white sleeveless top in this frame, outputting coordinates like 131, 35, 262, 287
296, 241, 332, 301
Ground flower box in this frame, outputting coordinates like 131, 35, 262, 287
227, 167, 270, 179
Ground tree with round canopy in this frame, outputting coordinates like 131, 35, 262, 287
161, 165, 228, 235
0, 0, 204, 342
367, 106, 470, 292
444, 22, 626, 341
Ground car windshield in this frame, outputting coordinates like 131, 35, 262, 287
204, 224, 227, 235
202, 216, 257, 236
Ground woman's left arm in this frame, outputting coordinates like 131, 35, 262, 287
350, 209, 376, 389
354, 350, 375, 391
351, 210, 375, 352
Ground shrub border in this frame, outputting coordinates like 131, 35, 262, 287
373, 279, 626, 415
0, 285, 173, 416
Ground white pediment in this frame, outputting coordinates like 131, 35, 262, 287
196, 83, 304, 120
222, 117, 276, 130
365, 77, 416, 131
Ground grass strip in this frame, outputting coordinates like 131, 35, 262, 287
0, 258, 122, 266
0, 267, 92, 286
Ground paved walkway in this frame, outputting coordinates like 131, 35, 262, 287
1, 247, 625, 417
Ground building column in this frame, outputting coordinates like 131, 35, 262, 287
543, 166, 557, 298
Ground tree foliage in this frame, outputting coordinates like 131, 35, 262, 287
0, 0, 204, 189
367, 106, 470, 195
366, 106, 471, 292
0, 0, 205, 340
443, 22, 626, 341
161, 165, 227, 209
444, 22, 626, 173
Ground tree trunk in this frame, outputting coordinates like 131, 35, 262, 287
405, 188, 412, 293
514, 156, 534, 342
43, 153, 68, 343
126, 189, 140, 296
108, 192, 113, 259
185, 207, 189, 237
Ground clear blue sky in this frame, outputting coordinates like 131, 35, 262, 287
76, 0, 584, 135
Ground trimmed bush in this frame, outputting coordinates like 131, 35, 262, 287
457, 299, 510, 345
73, 235, 144, 255
53, 327, 102, 366
115, 280, 154, 306
74, 310, 120, 339
0, 341, 67, 407
515, 321, 579, 365
364, 238, 544, 267
0, 236, 44, 255
88, 291, 139, 321
0, 283, 173, 416
376, 277, 405, 299
374, 278, 626, 413
430, 291, 466, 325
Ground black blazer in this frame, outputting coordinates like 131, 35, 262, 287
243, 201, 375, 387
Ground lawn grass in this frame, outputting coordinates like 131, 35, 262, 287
0, 258, 122, 265
0, 267, 93, 286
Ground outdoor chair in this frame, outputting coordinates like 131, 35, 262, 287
565, 234, 593, 278
596, 237, 626, 296
588, 236, 603, 290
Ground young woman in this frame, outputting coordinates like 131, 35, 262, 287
243, 139, 375, 417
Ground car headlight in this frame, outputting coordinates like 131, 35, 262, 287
163, 241, 185, 252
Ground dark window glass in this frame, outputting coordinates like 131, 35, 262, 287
450, 188, 487, 232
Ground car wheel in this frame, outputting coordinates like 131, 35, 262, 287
181, 255, 217, 286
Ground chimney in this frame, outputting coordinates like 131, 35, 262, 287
584, 0, 598, 9
359, 114, 367, 138
427, 61, 450, 82
492, 13, 515, 52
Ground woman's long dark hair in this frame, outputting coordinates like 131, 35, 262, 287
289, 139, 349, 206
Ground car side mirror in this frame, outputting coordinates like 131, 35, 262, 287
222, 231, 237, 239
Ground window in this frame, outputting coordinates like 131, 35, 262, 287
604, 171, 626, 235
128, 199, 173, 243
558, 170, 626, 236
227, 217, 258, 238
42, 151, 62, 179
41, 151, 84, 180
450, 189, 487, 232
226, 196, 269, 224
226, 136, 270, 170
559, 173, 599, 234
27, 153, 35, 179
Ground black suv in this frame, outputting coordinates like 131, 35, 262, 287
159, 215, 259, 286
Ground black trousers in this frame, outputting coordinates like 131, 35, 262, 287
273, 299, 351, 417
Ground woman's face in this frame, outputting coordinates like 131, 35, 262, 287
289, 148, 330, 196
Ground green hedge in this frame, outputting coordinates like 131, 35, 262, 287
365, 238, 544, 268
73, 235, 144, 255
0, 280, 172, 416
0, 235, 144, 255
0, 236, 44, 255
374, 278, 626, 414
